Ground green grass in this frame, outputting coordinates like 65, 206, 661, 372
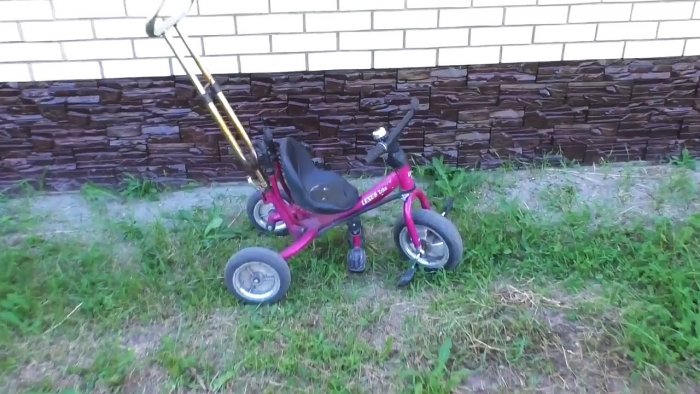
1, 160, 699, 392
119, 174, 162, 201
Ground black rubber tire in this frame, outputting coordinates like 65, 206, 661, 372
393, 209, 464, 271
224, 247, 291, 305
246, 190, 289, 236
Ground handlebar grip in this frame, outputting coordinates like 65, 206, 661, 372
365, 143, 386, 163
389, 108, 415, 136
387, 98, 419, 137
145, 0, 195, 37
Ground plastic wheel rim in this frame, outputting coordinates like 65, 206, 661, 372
399, 225, 449, 269
231, 261, 281, 302
253, 199, 286, 232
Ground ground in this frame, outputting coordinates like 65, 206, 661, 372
1, 156, 699, 393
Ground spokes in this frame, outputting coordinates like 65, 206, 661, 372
417, 226, 429, 241
401, 225, 450, 269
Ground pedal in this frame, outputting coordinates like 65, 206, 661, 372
347, 247, 367, 273
397, 264, 417, 287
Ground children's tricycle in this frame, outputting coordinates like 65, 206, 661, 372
146, 0, 464, 305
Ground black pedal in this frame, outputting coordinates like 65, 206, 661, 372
347, 247, 367, 273
397, 264, 417, 287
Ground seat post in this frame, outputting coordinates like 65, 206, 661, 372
348, 218, 363, 248
346, 218, 367, 273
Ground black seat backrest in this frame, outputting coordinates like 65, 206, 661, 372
278, 137, 317, 208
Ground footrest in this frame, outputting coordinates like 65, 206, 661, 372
347, 247, 367, 273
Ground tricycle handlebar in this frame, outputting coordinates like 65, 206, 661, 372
365, 98, 419, 163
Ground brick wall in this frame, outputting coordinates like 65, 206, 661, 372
2, 57, 700, 192
3, 1, 700, 192
2, 1, 700, 81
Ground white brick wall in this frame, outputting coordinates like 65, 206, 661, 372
63, 40, 134, 60
237, 14, 304, 34
272, 33, 336, 53
203, 35, 270, 55
340, 31, 403, 50
0, 22, 22, 42
21, 20, 94, 41
308, 51, 372, 70
53, 0, 125, 19
405, 28, 470, 48
305, 12, 371, 32
32, 61, 102, 80
373, 10, 438, 29
439, 8, 504, 27
0, 1, 53, 21
2, 0, 700, 81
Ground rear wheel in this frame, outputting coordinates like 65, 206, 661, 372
246, 190, 288, 236
393, 209, 464, 272
224, 247, 291, 305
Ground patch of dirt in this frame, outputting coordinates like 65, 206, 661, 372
348, 282, 428, 352
3, 334, 97, 393
484, 283, 633, 393
121, 365, 170, 394
479, 164, 700, 225
122, 323, 171, 358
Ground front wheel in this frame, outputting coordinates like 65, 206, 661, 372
393, 209, 464, 272
224, 247, 291, 305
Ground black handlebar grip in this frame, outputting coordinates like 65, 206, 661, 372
389, 108, 415, 137
365, 143, 386, 163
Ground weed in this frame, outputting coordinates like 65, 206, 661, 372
617, 165, 636, 204
401, 337, 466, 393
120, 174, 161, 201
80, 182, 120, 204
155, 336, 212, 389
653, 167, 699, 210
413, 156, 488, 211
671, 148, 697, 171
539, 182, 578, 212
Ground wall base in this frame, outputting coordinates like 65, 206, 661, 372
2, 57, 700, 193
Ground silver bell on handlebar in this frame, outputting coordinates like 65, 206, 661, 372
372, 127, 387, 141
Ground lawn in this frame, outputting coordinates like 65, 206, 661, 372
1, 156, 699, 393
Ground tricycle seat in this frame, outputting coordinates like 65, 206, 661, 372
278, 137, 359, 215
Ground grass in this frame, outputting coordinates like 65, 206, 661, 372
1, 158, 699, 393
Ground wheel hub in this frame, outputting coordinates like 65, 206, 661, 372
254, 200, 286, 232
399, 225, 449, 269
232, 261, 281, 302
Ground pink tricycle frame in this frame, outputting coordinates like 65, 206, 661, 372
260, 161, 431, 261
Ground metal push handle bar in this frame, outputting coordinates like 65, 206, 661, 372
145, 0, 195, 37
365, 98, 419, 163
144, 0, 268, 188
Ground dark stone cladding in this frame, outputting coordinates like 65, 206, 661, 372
2, 56, 700, 192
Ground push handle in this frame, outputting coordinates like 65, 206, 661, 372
145, 0, 195, 37
364, 97, 419, 163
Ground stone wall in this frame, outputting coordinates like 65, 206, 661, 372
2, 56, 700, 192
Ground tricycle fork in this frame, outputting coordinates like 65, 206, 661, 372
403, 188, 431, 250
